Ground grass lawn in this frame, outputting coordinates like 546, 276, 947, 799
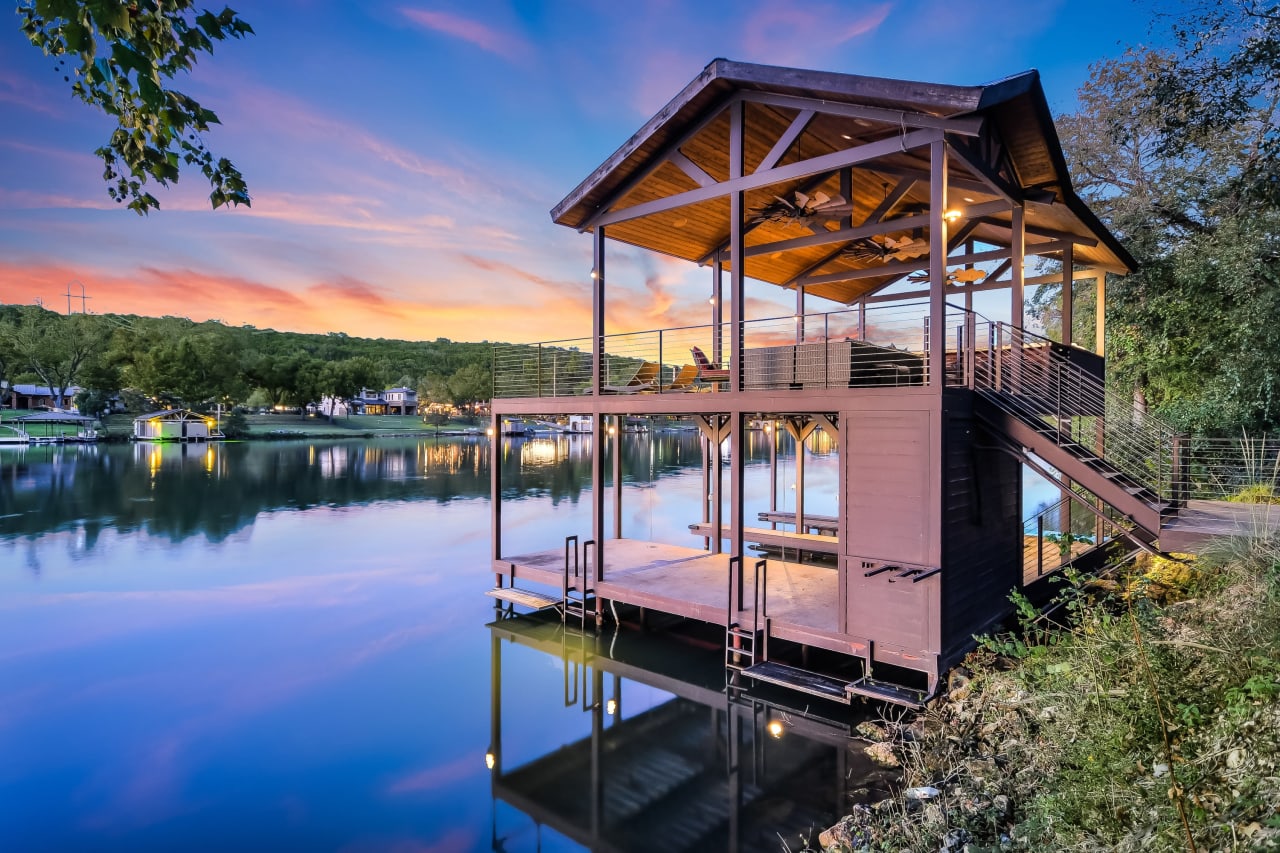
13, 409, 487, 440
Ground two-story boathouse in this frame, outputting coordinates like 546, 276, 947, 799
486, 60, 1199, 706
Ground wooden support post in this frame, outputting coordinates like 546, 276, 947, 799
768, 422, 778, 528
592, 227, 606, 395
964, 238, 974, 312
712, 259, 723, 367
612, 415, 622, 539
729, 100, 745, 394
730, 412, 745, 567
491, 411, 501, 585
795, 284, 805, 343
1061, 244, 1074, 346
1095, 275, 1106, 356
1010, 204, 1025, 329
592, 411, 606, 573
927, 139, 948, 388
713, 425, 724, 555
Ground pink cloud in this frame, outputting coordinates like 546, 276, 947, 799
384, 754, 477, 795
0, 70, 64, 118
740, 2, 894, 65
399, 8, 532, 63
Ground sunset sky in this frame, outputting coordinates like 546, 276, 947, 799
0, 1, 1169, 343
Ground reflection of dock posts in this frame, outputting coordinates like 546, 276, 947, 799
726, 694, 742, 853
589, 665, 604, 840
487, 633, 502, 853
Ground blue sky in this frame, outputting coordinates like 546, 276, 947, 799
0, 0, 1171, 342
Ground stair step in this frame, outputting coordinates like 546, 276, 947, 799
742, 661, 852, 703
486, 587, 561, 611
847, 676, 929, 709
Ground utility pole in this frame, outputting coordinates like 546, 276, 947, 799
64, 280, 90, 314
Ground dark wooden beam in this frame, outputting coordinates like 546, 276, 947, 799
738, 90, 983, 137
757, 109, 815, 173
587, 127, 944, 228
783, 178, 914, 284
975, 216, 1099, 247
695, 171, 833, 265
668, 149, 715, 188
854, 160, 994, 198
796, 236, 1079, 288
948, 138, 1021, 205
581, 95, 734, 231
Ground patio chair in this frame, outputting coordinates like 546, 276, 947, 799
660, 364, 699, 392
600, 360, 660, 393
690, 346, 729, 384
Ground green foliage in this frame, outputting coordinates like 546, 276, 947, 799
0, 308, 496, 416
17, 1, 253, 213
219, 408, 248, 438
842, 541, 1280, 851
1052, 3, 1280, 433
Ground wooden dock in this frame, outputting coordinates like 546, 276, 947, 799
494, 538, 857, 653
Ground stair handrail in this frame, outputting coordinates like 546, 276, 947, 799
961, 312, 1187, 506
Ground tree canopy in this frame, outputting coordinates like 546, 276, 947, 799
18, 1, 253, 214
1051, 0, 1280, 433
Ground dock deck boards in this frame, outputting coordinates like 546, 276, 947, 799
495, 537, 846, 651
1161, 500, 1280, 552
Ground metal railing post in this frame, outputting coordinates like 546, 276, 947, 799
536, 343, 543, 398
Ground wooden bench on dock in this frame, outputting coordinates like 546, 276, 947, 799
688, 522, 840, 556
756, 511, 839, 536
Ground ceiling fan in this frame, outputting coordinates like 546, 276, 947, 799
840, 233, 932, 264
751, 190, 853, 228
906, 267, 987, 284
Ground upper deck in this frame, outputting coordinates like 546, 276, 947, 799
493, 301, 980, 413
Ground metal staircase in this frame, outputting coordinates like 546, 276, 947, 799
966, 317, 1188, 540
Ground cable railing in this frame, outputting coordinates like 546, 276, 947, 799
1021, 496, 1129, 581
970, 317, 1185, 503
1178, 434, 1280, 502
492, 302, 948, 399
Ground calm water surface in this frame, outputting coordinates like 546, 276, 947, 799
0, 433, 882, 852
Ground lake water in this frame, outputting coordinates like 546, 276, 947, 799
0, 433, 897, 852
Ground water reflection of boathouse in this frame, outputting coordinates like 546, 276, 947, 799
485, 613, 891, 852
486, 59, 1206, 706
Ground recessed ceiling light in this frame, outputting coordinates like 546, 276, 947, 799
673, 216, 688, 227
841, 133, 853, 140
962, 196, 975, 203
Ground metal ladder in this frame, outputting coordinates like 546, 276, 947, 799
562, 535, 596, 630
725, 556, 768, 671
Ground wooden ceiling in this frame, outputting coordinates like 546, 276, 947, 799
552, 60, 1133, 307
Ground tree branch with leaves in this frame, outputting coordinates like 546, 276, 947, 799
18, 1, 253, 214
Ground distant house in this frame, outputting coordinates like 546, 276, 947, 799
133, 410, 222, 442
1, 382, 82, 410
324, 387, 419, 416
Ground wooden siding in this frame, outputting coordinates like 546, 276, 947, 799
938, 391, 1021, 666
842, 409, 934, 566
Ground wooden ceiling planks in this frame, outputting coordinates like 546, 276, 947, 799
553, 59, 1134, 295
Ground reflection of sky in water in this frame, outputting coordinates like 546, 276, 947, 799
0, 433, 1050, 850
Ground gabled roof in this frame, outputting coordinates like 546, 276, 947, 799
552, 59, 1132, 306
